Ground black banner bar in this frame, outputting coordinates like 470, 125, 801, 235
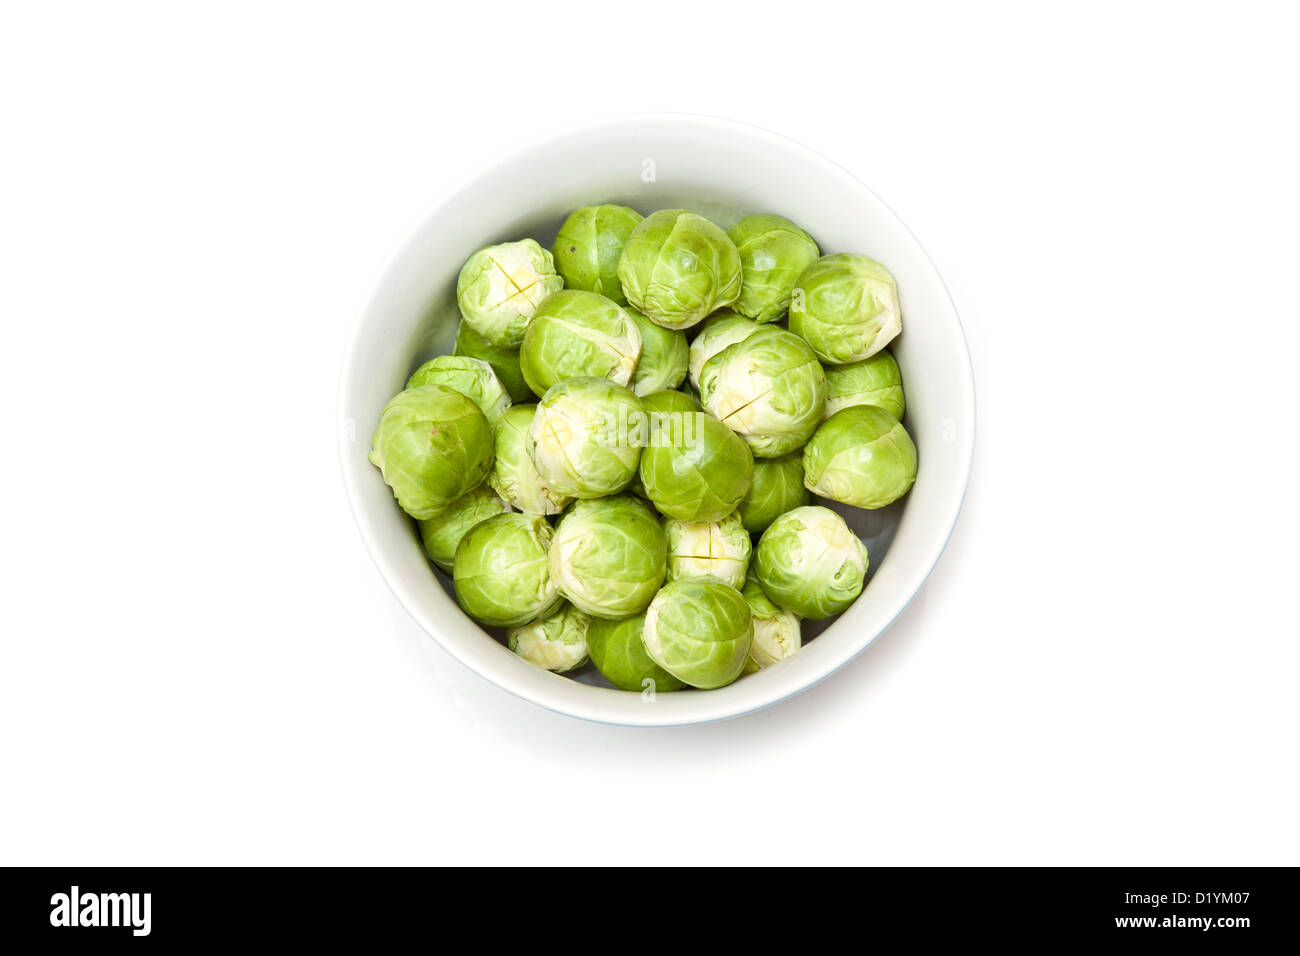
3, 867, 1292, 944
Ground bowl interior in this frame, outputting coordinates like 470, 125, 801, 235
340, 116, 974, 725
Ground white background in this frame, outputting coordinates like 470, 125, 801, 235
2, 1, 1296, 865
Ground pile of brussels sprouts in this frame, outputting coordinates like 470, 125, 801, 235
369, 205, 918, 692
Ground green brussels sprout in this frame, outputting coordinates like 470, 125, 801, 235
726, 214, 820, 323
406, 355, 511, 423
663, 511, 751, 590
741, 572, 802, 673
456, 238, 563, 347
686, 310, 762, 391
518, 290, 643, 396
527, 377, 645, 499
627, 306, 688, 396
698, 325, 827, 458
789, 253, 900, 365
753, 506, 869, 619
551, 204, 644, 304
418, 485, 512, 572
507, 602, 590, 673
822, 350, 906, 421
678, 379, 702, 407
586, 613, 685, 692
803, 405, 918, 509
642, 390, 700, 418
627, 469, 649, 500
642, 578, 753, 689
453, 320, 531, 404
548, 496, 667, 619
368, 384, 494, 520
453, 513, 561, 627
487, 404, 572, 516
737, 452, 810, 535
616, 209, 742, 330
638, 390, 753, 523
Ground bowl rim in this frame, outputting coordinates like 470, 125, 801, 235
338, 112, 976, 726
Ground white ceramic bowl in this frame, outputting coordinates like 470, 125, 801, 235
339, 114, 974, 726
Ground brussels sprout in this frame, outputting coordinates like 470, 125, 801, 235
642, 578, 753, 689
368, 385, 494, 520
627, 469, 649, 500
642, 390, 700, 419
789, 253, 900, 364
406, 355, 511, 423
551, 204, 644, 305
453, 513, 561, 627
737, 452, 810, 535
686, 310, 762, 391
638, 390, 753, 523
507, 603, 591, 673
726, 215, 820, 323
456, 239, 563, 347
753, 506, 868, 619
698, 325, 827, 458
586, 613, 685, 692
453, 320, 531, 404
741, 572, 802, 673
627, 306, 688, 396
616, 209, 742, 330
418, 485, 512, 572
803, 405, 918, 509
527, 377, 645, 499
549, 496, 667, 619
822, 350, 905, 421
663, 511, 751, 590
519, 290, 643, 395
678, 379, 702, 407
487, 404, 572, 516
